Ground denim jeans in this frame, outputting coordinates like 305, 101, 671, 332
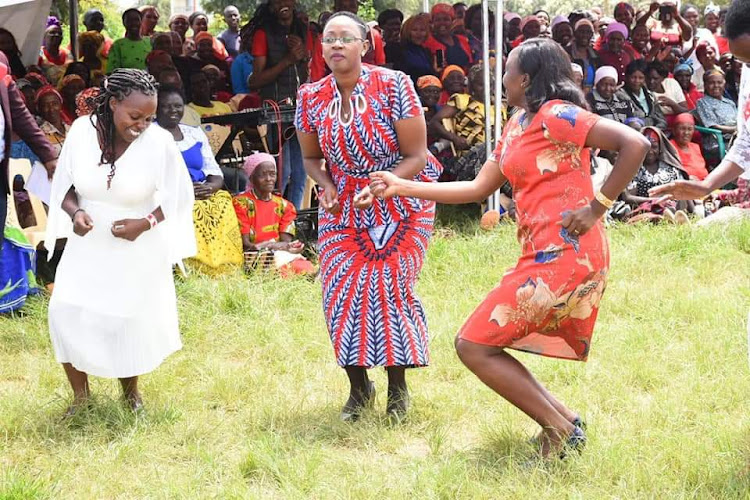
281, 134, 306, 209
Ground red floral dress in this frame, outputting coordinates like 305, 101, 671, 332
459, 100, 609, 361
295, 65, 442, 368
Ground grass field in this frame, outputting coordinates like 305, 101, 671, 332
2, 215, 750, 499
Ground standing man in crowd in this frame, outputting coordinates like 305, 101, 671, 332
0, 53, 57, 246
218, 5, 242, 58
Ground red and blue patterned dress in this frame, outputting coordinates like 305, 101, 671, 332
295, 65, 442, 368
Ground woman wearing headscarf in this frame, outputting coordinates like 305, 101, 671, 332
598, 22, 640, 82
673, 62, 703, 110
566, 19, 601, 92
139, 6, 160, 38
77, 31, 107, 87
392, 14, 437, 85
424, 3, 473, 73
551, 15, 574, 47
58, 74, 87, 125
39, 17, 71, 86
669, 113, 708, 180
438, 64, 466, 106
622, 126, 689, 214
193, 32, 230, 76
614, 2, 635, 30
232, 152, 315, 276
34, 85, 69, 157
189, 11, 230, 61
512, 15, 542, 48
169, 14, 190, 43
587, 65, 637, 124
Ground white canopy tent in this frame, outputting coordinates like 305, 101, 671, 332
0, 0, 54, 66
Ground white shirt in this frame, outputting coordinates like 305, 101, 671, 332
724, 65, 750, 177
176, 124, 223, 178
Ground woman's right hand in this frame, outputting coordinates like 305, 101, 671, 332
452, 135, 470, 150
649, 180, 710, 200
320, 184, 341, 214
72, 210, 94, 237
369, 171, 403, 199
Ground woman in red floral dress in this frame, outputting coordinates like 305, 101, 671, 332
372, 38, 649, 458
296, 12, 442, 422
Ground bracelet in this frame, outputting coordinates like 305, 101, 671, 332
146, 213, 158, 229
71, 208, 85, 221
594, 191, 615, 210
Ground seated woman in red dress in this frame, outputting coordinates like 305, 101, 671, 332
669, 113, 708, 180
232, 153, 314, 276
371, 38, 649, 459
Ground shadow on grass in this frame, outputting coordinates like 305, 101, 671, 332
435, 204, 482, 233
2, 394, 181, 444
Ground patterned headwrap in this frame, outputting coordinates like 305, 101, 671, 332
704, 3, 720, 16
78, 30, 104, 48
75, 87, 101, 116
431, 3, 455, 19
571, 63, 583, 75
58, 74, 85, 91
673, 62, 694, 75
574, 19, 595, 31
243, 153, 277, 178
624, 116, 646, 128
441, 64, 465, 81
34, 84, 63, 105
417, 75, 442, 89
46, 16, 62, 31
194, 31, 214, 45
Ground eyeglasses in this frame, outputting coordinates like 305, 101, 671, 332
321, 36, 364, 45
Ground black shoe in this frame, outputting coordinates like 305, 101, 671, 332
340, 381, 375, 422
559, 425, 587, 460
386, 391, 410, 423
572, 415, 587, 431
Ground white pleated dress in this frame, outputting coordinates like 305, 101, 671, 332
44, 117, 197, 378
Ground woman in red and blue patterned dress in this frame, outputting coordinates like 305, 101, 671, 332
372, 39, 649, 458
296, 12, 442, 421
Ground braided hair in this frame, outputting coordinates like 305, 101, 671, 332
90, 69, 158, 189
242, 1, 307, 41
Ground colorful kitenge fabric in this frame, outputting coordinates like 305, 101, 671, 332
191, 191, 243, 271
458, 101, 608, 361
232, 190, 297, 244
295, 65, 442, 367
0, 226, 39, 314
448, 93, 495, 150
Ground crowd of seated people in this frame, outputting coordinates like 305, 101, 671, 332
1, 0, 748, 313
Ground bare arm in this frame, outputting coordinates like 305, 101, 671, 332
428, 105, 459, 142
248, 55, 293, 90
370, 156, 507, 205
391, 116, 429, 179
297, 131, 334, 189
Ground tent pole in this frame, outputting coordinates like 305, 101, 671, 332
70, 0, 79, 59
481, 0, 493, 210
423, 0, 430, 13
487, 0, 504, 212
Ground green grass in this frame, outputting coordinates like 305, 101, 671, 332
2, 216, 750, 499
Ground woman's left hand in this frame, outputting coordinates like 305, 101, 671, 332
111, 218, 150, 241
559, 205, 602, 237
353, 186, 375, 209
193, 183, 214, 200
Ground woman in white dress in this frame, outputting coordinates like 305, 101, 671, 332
44, 69, 196, 415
